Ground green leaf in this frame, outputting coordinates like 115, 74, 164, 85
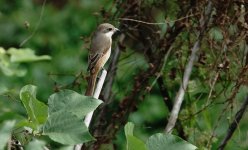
209, 27, 223, 41
127, 135, 147, 150
0, 120, 16, 150
124, 122, 147, 150
43, 90, 102, 145
20, 85, 48, 129
146, 133, 197, 150
0, 47, 27, 76
15, 119, 37, 131
0, 84, 8, 94
43, 111, 94, 145
25, 139, 46, 150
228, 24, 238, 36
125, 122, 135, 136
14, 126, 33, 145
48, 90, 103, 118
58, 146, 75, 150
8, 47, 51, 62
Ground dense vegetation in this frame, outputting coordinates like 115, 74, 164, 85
0, 0, 247, 150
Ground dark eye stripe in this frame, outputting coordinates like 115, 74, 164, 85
107, 28, 112, 31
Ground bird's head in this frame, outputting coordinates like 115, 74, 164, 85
97, 23, 119, 38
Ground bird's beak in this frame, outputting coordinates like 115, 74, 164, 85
114, 28, 120, 32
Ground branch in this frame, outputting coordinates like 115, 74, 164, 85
157, 76, 187, 139
218, 95, 248, 150
119, 13, 199, 25
74, 69, 107, 150
84, 69, 107, 127
165, 1, 213, 133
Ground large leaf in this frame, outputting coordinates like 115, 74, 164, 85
43, 90, 102, 145
146, 133, 197, 150
48, 90, 103, 118
43, 111, 94, 145
20, 85, 48, 129
124, 122, 147, 150
0, 120, 16, 150
8, 47, 51, 62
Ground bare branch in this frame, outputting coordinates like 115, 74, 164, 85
84, 69, 107, 127
74, 69, 107, 150
165, 1, 213, 133
119, 13, 199, 25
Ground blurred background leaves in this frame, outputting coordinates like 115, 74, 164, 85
0, 0, 247, 150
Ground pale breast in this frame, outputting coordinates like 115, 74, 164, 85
99, 47, 111, 68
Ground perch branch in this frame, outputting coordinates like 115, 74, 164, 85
74, 69, 107, 150
84, 69, 107, 127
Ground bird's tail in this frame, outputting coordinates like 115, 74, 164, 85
85, 73, 97, 96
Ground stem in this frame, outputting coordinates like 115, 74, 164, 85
84, 69, 107, 127
74, 69, 107, 150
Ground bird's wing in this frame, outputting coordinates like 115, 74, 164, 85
87, 33, 111, 72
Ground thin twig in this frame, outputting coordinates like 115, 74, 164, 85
119, 13, 199, 25
20, 0, 46, 47
149, 46, 173, 90
218, 96, 248, 150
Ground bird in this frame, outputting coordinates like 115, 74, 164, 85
85, 23, 119, 96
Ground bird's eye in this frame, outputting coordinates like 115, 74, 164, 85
107, 28, 113, 31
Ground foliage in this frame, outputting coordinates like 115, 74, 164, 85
0, 120, 16, 150
43, 89, 102, 144
0, 84, 102, 148
20, 85, 48, 130
0, 47, 50, 77
124, 122, 197, 150
125, 122, 146, 150
0, 0, 247, 150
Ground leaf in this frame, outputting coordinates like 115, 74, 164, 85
48, 90, 103, 118
25, 139, 46, 150
124, 122, 147, 150
58, 146, 75, 150
43, 90, 102, 145
0, 120, 16, 150
209, 27, 223, 41
0, 47, 27, 76
0, 84, 8, 94
125, 122, 135, 136
127, 135, 147, 150
188, 80, 208, 96
8, 47, 51, 62
146, 133, 197, 150
14, 126, 33, 145
228, 24, 238, 36
20, 85, 48, 129
43, 111, 94, 145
